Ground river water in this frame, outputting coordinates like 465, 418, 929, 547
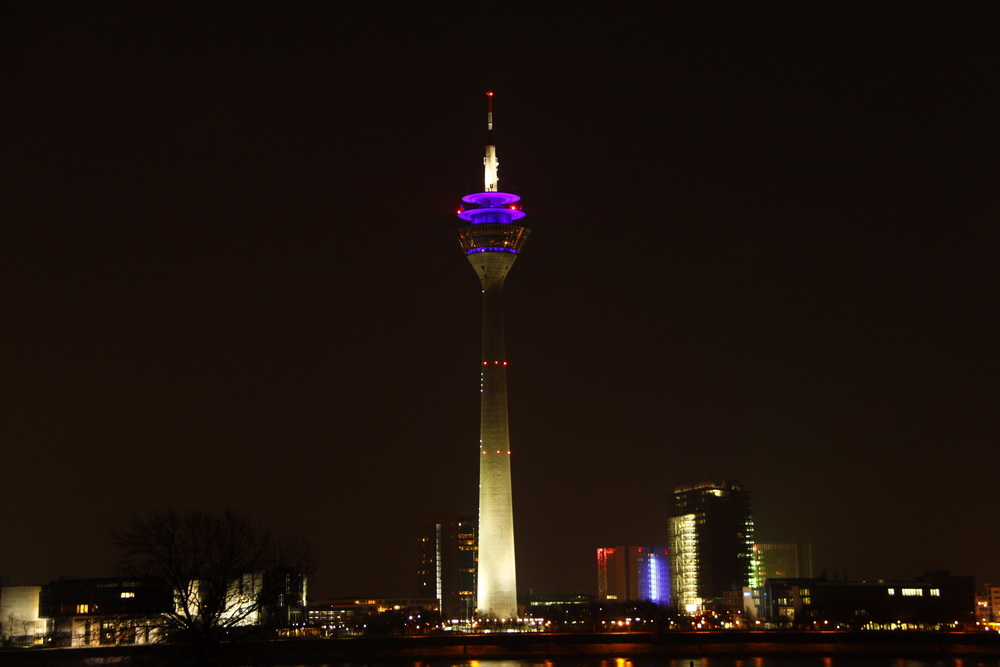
277, 659, 1000, 667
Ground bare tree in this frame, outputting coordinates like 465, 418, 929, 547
113, 510, 311, 658
2, 612, 38, 648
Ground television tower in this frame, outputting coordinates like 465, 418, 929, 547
455, 92, 529, 620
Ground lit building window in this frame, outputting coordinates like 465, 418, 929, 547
121, 591, 135, 598
901, 588, 923, 596
930, 589, 940, 596
76, 604, 89, 614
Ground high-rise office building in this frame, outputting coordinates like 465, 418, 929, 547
455, 92, 529, 619
668, 480, 756, 613
597, 546, 637, 602
417, 513, 477, 621
597, 546, 670, 605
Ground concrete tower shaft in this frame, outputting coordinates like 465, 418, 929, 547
472, 251, 518, 619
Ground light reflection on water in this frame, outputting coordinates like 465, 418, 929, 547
276, 659, 1000, 667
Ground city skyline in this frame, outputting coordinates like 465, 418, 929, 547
2, 4, 997, 600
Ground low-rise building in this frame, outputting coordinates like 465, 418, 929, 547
0, 585, 47, 646
760, 571, 975, 628
39, 577, 173, 647
308, 597, 438, 635
976, 585, 1000, 625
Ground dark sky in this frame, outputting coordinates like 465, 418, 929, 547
2, 2, 998, 600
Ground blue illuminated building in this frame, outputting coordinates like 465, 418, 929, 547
638, 547, 671, 605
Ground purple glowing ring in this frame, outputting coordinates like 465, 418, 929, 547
461, 192, 521, 206
457, 207, 527, 223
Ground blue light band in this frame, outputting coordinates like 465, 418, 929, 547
466, 247, 519, 255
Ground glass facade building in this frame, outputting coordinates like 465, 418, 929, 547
668, 480, 756, 613
417, 513, 477, 621
755, 542, 813, 582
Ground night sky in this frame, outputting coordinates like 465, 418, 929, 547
2, 3, 998, 600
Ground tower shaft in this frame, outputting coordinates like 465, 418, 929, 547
473, 252, 518, 619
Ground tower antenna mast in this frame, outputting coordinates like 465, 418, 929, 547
484, 91, 499, 192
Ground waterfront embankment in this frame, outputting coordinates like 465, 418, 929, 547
3, 630, 1000, 665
